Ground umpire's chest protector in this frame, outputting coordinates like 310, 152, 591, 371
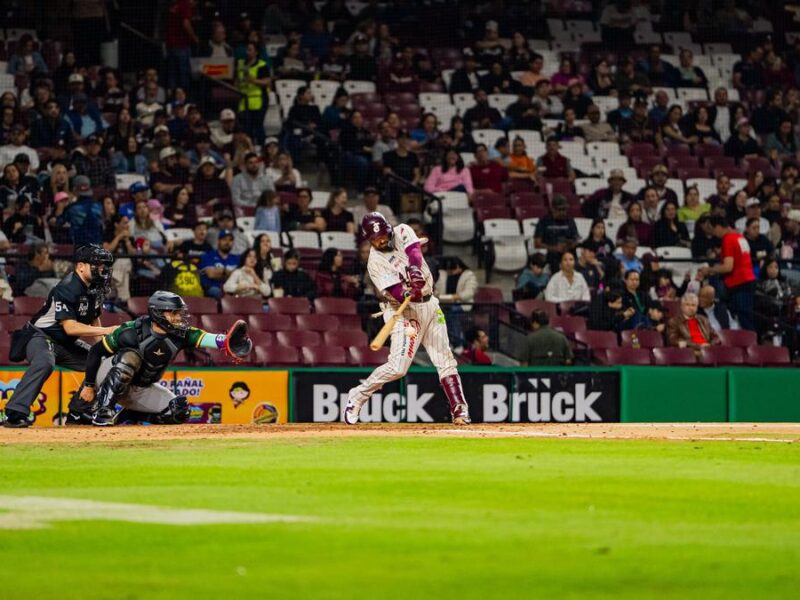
131, 318, 183, 385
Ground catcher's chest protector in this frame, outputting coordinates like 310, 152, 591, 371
132, 318, 182, 385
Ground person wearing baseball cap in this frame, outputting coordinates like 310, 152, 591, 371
724, 116, 762, 161
150, 146, 190, 196
199, 226, 240, 299
210, 108, 239, 149
582, 168, 635, 220
72, 133, 115, 189
535, 194, 581, 272
636, 163, 678, 206
735, 197, 770, 235
65, 91, 105, 140
352, 186, 398, 228
780, 210, 800, 260
55, 175, 104, 246
0, 124, 40, 171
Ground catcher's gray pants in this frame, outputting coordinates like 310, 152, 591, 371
95, 358, 175, 413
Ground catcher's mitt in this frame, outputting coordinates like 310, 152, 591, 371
225, 320, 253, 362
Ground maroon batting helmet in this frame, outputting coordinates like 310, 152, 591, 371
361, 211, 393, 242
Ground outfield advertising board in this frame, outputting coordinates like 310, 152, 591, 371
0, 370, 61, 427
292, 370, 620, 423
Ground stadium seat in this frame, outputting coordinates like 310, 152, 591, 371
248, 313, 294, 332
302, 346, 349, 366
604, 347, 653, 366
276, 330, 322, 347
717, 330, 757, 349
0, 299, 9, 314
296, 314, 340, 332
0, 315, 32, 332
621, 330, 664, 349
184, 297, 219, 314
12, 296, 45, 315
314, 297, 357, 315
251, 332, 275, 348
324, 330, 369, 347
349, 346, 390, 366
700, 346, 745, 366
101, 312, 130, 326
515, 299, 557, 319
574, 330, 619, 363
336, 315, 365, 331
483, 218, 528, 272
256, 346, 302, 366
652, 347, 697, 366
200, 314, 244, 332
220, 296, 264, 315
268, 297, 311, 315
745, 345, 791, 367
474, 286, 504, 304
550, 315, 587, 338
320, 231, 357, 250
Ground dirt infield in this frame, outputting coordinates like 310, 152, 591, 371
3, 422, 800, 444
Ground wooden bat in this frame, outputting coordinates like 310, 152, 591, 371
369, 295, 411, 351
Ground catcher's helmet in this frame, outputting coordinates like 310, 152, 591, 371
74, 244, 114, 295
361, 211, 393, 242
148, 290, 189, 336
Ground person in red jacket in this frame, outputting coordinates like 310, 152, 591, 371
462, 327, 492, 365
470, 143, 508, 193
699, 216, 756, 330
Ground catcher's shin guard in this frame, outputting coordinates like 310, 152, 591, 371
440, 374, 471, 425
92, 350, 142, 426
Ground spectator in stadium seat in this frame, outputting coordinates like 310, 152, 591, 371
606, 92, 634, 132
14, 242, 57, 296
636, 45, 678, 87
647, 90, 670, 129
2, 196, 44, 243
200, 229, 240, 299
164, 0, 198, 92
521, 309, 573, 366
30, 100, 74, 153
582, 169, 634, 220
339, 110, 375, 189
667, 292, 720, 354
653, 201, 690, 248
599, 0, 639, 47
683, 105, 721, 145
150, 147, 190, 196
67, 93, 107, 140
584, 219, 616, 261
613, 57, 651, 97
755, 258, 795, 338
315, 248, 359, 299
516, 253, 549, 299
764, 54, 795, 90
675, 49, 708, 88
223, 248, 271, 299
518, 53, 548, 91
178, 221, 212, 263
410, 112, 443, 152
56, 175, 103, 245
751, 89, 789, 136
254, 190, 281, 233
0, 106, 15, 146
203, 20, 233, 58
550, 56, 583, 95
767, 118, 800, 164
615, 237, 644, 273
283, 86, 322, 162
661, 105, 698, 147
508, 137, 537, 181
707, 88, 737, 143
535, 195, 580, 270
544, 250, 590, 303
699, 216, 757, 330
322, 188, 356, 233
321, 89, 350, 133
0, 125, 39, 172
210, 109, 238, 150
678, 185, 711, 224
561, 80, 592, 120
462, 90, 504, 131
73, 134, 115, 189
207, 206, 249, 256
532, 80, 563, 118
352, 187, 397, 227
536, 138, 575, 182
449, 52, 481, 95
346, 34, 377, 81
266, 152, 303, 190
231, 151, 275, 209
744, 217, 774, 275
424, 149, 474, 195
442, 116, 476, 154
620, 270, 654, 330
735, 198, 771, 236
270, 249, 316, 300
554, 108, 585, 141
186, 135, 225, 173
637, 164, 678, 206
480, 60, 518, 95
698, 285, 738, 332
193, 156, 232, 206
463, 327, 492, 365
707, 174, 732, 210
470, 143, 508, 194
576, 241, 604, 291
780, 210, 800, 260
372, 120, 398, 168
733, 46, 765, 91
587, 59, 615, 96
506, 90, 544, 132
382, 129, 422, 187
589, 290, 626, 332
6, 33, 47, 76
508, 31, 533, 72
129, 197, 166, 249
111, 136, 148, 176
164, 186, 196, 230
11, 154, 40, 205
617, 202, 654, 247
582, 104, 617, 143
619, 99, 658, 145
436, 256, 477, 312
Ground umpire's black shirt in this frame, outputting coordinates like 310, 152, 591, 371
29, 272, 103, 348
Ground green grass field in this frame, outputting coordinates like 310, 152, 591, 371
1, 433, 799, 599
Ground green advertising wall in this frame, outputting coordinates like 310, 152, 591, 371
728, 369, 800, 422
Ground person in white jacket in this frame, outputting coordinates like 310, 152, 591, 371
223, 248, 271, 299
544, 251, 590, 303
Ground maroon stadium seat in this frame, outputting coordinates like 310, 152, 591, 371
713, 167, 747, 180
221, 296, 264, 315
302, 346, 349, 366
474, 286, 504, 304
504, 179, 537, 195
349, 346, 390, 366
473, 195, 508, 210
256, 346, 302, 366
101, 312, 131, 326
276, 330, 322, 347
201, 314, 245, 332
0, 299, 9, 314
542, 178, 573, 197
476, 206, 512, 221
574, 330, 619, 362
324, 330, 369, 347
550, 315, 587, 338
251, 332, 275, 348
717, 329, 757, 349
296, 314, 340, 332
515, 299, 557, 319
742, 157, 774, 176
249, 313, 294, 332
703, 156, 737, 171
268, 297, 312, 315
184, 297, 219, 314
515, 205, 548, 220
652, 347, 698, 366
677, 167, 710, 181
0, 315, 32, 332
625, 142, 658, 157
621, 329, 664, 348
700, 346, 745, 366
509, 192, 547, 208
604, 347, 653, 366
694, 143, 724, 160
664, 145, 691, 158
745, 345, 791, 367
13, 296, 46, 315
336, 315, 365, 330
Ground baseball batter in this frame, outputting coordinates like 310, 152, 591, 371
344, 212, 471, 425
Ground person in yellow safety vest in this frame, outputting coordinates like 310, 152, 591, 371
236, 41, 270, 145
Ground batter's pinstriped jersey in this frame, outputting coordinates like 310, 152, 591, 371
367, 224, 433, 295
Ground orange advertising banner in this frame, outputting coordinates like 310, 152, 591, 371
0, 369, 62, 427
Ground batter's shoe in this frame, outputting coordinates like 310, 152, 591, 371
441, 374, 472, 425
91, 407, 117, 427
343, 390, 366, 425
3, 410, 32, 428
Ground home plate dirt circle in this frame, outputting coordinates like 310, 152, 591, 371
3, 423, 799, 444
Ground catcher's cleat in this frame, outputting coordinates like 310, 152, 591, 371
65, 410, 94, 425
343, 390, 366, 425
92, 407, 118, 427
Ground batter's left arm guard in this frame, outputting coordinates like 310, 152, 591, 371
224, 320, 253, 362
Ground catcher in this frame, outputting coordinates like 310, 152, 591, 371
74, 290, 252, 426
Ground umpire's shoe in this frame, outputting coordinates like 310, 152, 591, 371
3, 409, 33, 428
92, 407, 118, 427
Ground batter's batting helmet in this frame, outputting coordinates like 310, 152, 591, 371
361, 212, 393, 242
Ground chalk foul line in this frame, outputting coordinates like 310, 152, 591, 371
0, 495, 316, 530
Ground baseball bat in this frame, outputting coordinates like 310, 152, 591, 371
369, 295, 412, 351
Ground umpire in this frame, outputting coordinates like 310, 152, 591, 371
3, 244, 117, 428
